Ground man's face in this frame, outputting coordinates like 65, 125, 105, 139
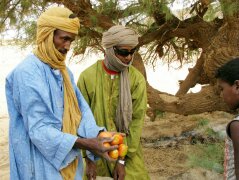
53, 29, 76, 55
217, 79, 239, 110
113, 45, 137, 64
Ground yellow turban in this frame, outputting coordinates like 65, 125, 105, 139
102, 25, 139, 48
33, 7, 81, 180
35, 7, 80, 68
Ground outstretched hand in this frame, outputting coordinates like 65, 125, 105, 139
74, 131, 126, 162
92, 136, 118, 162
96, 131, 126, 161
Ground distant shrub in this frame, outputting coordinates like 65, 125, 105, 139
197, 119, 209, 128
155, 109, 165, 118
188, 142, 224, 173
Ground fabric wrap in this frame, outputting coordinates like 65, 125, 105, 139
102, 25, 139, 133
102, 25, 138, 48
33, 7, 80, 180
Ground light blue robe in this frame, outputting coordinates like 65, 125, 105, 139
5, 54, 103, 180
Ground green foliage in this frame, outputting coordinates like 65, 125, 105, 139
205, 127, 221, 139
0, 0, 235, 67
20, 0, 32, 14
155, 109, 165, 118
138, 0, 172, 20
197, 118, 209, 128
188, 142, 224, 173
191, 116, 214, 131
162, 2, 173, 21
139, 0, 157, 16
96, 0, 117, 15
203, 1, 222, 21
221, 1, 239, 17
18, 20, 37, 47
0, 0, 50, 41
89, 15, 99, 27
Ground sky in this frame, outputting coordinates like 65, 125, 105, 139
170, 0, 197, 10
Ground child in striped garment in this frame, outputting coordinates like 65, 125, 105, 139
216, 58, 239, 180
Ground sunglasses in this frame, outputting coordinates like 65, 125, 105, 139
113, 46, 137, 57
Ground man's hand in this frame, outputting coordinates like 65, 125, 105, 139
91, 136, 118, 161
113, 162, 126, 180
92, 131, 125, 161
74, 135, 118, 162
85, 157, 97, 180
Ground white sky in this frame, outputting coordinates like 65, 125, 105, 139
170, 0, 197, 10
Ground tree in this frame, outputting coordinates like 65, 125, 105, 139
1, 0, 238, 119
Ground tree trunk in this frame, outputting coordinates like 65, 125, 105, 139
132, 52, 147, 79
176, 54, 204, 96
147, 84, 230, 120
131, 52, 229, 119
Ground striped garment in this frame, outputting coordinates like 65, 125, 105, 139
224, 115, 239, 180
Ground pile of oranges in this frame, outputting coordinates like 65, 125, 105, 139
99, 132, 128, 159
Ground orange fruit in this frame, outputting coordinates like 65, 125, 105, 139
98, 131, 112, 138
109, 149, 119, 159
111, 134, 123, 145
118, 144, 128, 157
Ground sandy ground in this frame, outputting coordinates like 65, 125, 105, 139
0, 116, 9, 180
141, 111, 232, 180
0, 111, 233, 180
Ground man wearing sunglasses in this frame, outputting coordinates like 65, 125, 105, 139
77, 25, 149, 180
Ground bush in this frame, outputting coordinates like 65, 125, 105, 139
188, 142, 224, 173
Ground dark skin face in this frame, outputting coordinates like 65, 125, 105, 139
53, 29, 76, 55
217, 79, 239, 110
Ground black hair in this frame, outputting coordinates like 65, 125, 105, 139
215, 58, 239, 85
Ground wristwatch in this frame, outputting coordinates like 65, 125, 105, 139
117, 159, 126, 166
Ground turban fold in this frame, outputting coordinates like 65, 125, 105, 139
33, 7, 81, 180
36, 7, 79, 44
102, 25, 139, 48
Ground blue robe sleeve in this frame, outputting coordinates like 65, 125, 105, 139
13, 66, 78, 170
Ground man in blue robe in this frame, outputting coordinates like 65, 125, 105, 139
5, 7, 117, 180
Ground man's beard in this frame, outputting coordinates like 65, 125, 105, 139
59, 49, 67, 55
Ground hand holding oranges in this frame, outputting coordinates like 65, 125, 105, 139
98, 131, 128, 159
